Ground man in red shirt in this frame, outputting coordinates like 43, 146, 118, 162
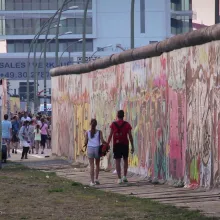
107, 110, 134, 184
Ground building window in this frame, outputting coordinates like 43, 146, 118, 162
171, 0, 192, 11
140, 0, 145, 33
4, 0, 92, 11
15, 40, 24, 52
5, 19, 14, 35
64, 0, 93, 10
49, 0, 58, 10
7, 39, 93, 53
42, 0, 49, 10
32, 0, 40, 10
23, 0, 32, 10
5, 0, 14, 10
5, 17, 93, 35
171, 17, 192, 34
14, 0, 22, 10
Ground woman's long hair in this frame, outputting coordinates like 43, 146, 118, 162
36, 124, 40, 133
90, 119, 97, 138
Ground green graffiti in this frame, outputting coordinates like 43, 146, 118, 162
190, 157, 199, 182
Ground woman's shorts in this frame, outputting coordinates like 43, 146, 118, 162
11, 134, 19, 143
87, 146, 100, 159
41, 134, 47, 147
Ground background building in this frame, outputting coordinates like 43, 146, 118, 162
192, 0, 220, 30
171, 0, 193, 34
0, 0, 193, 111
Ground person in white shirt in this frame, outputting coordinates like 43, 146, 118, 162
83, 119, 107, 186
21, 112, 31, 123
34, 124, 41, 154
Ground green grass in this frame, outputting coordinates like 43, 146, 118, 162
0, 163, 217, 220
48, 188, 64, 193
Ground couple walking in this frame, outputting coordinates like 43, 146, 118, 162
84, 110, 134, 186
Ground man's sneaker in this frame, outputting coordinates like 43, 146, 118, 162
95, 180, 100, 185
89, 182, 95, 187
122, 176, 128, 183
12, 149, 14, 153
117, 179, 122, 184
15, 151, 17, 154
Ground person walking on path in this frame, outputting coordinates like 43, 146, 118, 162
11, 115, 20, 154
40, 118, 48, 154
28, 120, 35, 154
47, 124, 52, 149
107, 110, 134, 184
19, 121, 31, 159
83, 119, 107, 186
2, 114, 12, 158
34, 124, 41, 154
21, 112, 31, 123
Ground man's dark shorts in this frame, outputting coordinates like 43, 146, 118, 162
113, 144, 129, 159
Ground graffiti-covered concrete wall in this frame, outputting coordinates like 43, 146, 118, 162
51, 24, 220, 188
0, 79, 8, 117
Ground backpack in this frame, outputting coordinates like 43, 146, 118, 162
113, 121, 127, 144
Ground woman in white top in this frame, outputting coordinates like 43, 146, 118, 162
34, 124, 41, 154
18, 121, 31, 159
84, 119, 106, 186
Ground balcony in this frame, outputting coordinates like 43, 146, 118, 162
171, 10, 194, 19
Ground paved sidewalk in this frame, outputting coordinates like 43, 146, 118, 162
8, 154, 220, 219
9, 148, 53, 162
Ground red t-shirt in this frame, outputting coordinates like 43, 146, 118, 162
110, 120, 132, 145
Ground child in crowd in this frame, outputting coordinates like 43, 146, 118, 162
29, 120, 35, 154
34, 124, 41, 154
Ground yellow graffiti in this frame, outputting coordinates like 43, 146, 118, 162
10, 97, 20, 113
199, 47, 208, 64
74, 103, 90, 159
129, 154, 139, 167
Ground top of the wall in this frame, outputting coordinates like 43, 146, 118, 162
50, 24, 220, 77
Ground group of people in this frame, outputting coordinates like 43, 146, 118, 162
2, 109, 133, 186
2, 111, 52, 160
84, 110, 134, 186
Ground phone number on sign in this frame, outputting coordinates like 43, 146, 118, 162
0, 72, 50, 79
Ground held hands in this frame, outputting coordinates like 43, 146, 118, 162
81, 145, 87, 153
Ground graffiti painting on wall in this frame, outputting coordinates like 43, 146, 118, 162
52, 41, 220, 188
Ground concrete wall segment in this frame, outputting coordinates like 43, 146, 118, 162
51, 24, 220, 188
50, 24, 220, 77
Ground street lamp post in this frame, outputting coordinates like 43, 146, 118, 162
59, 39, 83, 64
131, 0, 135, 49
32, 24, 63, 114
55, 3, 79, 66
82, 0, 90, 63
27, 18, 59, 114
43, 2, 78, 115
90, 45, 113, 61
39, 32, 73, 61
116, 44, 126, 51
